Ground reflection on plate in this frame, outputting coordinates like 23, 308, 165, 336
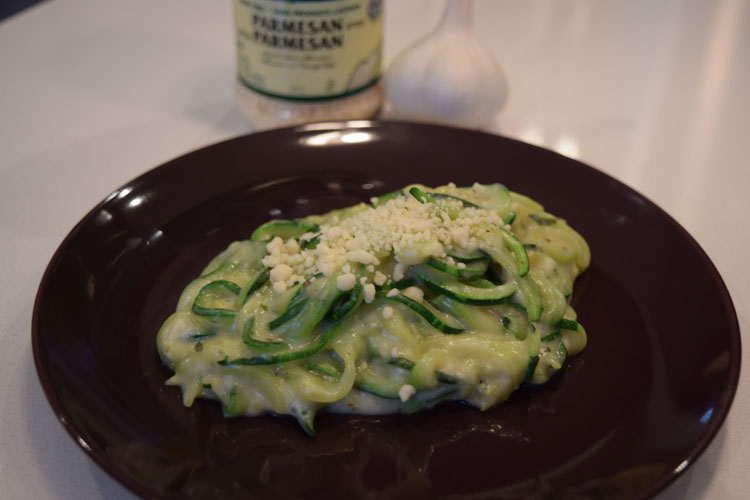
33, 121, 740, 499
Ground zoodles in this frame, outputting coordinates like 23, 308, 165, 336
157, 183, 590, 435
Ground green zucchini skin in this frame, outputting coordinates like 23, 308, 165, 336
388, 357, 416, 370
499, 227, 530, 277
306, 362, 343, 379
270, 276, 344, 340
251, 220, 319, 241
371, 189, 404, 207
219, 321, 342, 366
446, 248, 488, 263
355, 358, 411, 399
381, 293, 464, 334
242, 316, 288, 351
529, 213, 557, 226
527, 334, 568, 386
300, 235, 320, 250
412, 264, 516, 305
192, 280, 242, 318
268, 298, 309, 330
557, 318, 579, 331
431, 193, 480, 208
401, 386, 458, 414
235, 266, 270, 308
427, 257, 489, 279
409, 186, 436, 204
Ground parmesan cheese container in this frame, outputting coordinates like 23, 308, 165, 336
233, 0, 384, 129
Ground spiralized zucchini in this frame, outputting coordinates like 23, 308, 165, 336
157, 183, 590, 435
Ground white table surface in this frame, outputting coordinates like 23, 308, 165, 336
1, 0, 747, 498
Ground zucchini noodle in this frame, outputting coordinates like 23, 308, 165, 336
157, 183, 590, 435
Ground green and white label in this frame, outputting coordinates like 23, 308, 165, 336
234, 0, 383, 101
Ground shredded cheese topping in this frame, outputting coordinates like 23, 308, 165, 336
262, 183, 508, 291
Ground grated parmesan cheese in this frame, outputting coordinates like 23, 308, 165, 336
363, 283, 376, 303
402, 286, 424, 303
398, 384, 417, 402
261, 186, 511, 293
336, 273, 356, 291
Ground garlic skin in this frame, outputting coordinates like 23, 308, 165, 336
384, 0, 508, 129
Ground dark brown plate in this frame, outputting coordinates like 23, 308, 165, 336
33, 121, 740, 499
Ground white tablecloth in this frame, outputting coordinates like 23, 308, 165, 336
1, 1, 747, 498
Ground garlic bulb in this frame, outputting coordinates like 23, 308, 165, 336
384, 0, 508, 129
